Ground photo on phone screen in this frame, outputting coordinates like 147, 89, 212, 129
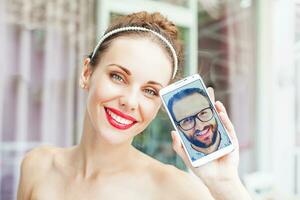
161, 77, 232, 162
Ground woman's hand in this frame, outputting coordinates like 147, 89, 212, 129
171, 87, 251, 200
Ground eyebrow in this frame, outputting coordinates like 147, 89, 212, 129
107, 63, 164, 87
107, 63, 131, 75
147, 81, 163, 87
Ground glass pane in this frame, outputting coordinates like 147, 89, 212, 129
133, 111, 186, 170
197, 1, 256, 173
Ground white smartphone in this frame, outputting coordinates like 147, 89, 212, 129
159, 74, 234, 167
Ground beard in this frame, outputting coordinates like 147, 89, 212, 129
184, 124, 218, 148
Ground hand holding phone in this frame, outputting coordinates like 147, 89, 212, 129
160, 75, 248, 199
159, 74, 235, 167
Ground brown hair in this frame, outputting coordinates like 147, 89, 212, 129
88, 11, 184, 80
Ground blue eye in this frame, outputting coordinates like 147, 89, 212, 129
144, 88, 158, 96
110, 73, 124, 82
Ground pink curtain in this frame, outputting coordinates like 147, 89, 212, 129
0, 0, 95, 199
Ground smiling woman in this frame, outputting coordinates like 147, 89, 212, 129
16, 11, 251, 200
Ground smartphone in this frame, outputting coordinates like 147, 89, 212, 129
159, 74, 234, 167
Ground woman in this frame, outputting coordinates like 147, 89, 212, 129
17, 11, 251, 200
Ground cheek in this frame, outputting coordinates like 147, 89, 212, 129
184, 129, 194, 136
88, 77, 123, 105
139, 98, 161, 123
86, 77, 125, 126
209, 118, 217, 127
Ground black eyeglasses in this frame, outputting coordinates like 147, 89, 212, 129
176, 107, 213, 131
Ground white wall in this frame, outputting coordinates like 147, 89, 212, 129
256, 0, 296, 195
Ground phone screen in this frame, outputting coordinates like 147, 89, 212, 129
161, 78, 232, 161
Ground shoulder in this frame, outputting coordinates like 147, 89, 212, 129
17, 145, 60, 199
19, 145, 60, 181
20, 145, 71, 179
20, 145, 59, 174
138, 153, 213, 200
22, 145, 57, 162
21, 146, 59, 184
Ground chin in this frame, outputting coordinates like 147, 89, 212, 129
94, 122, 147, 145
91, 128, 129, 145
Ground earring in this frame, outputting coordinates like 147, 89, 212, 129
79, 79, 86, 89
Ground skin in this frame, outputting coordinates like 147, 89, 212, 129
17, 37, 214, 200
173, 93, 220, 154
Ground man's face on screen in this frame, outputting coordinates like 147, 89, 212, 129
173, 93, 218, 149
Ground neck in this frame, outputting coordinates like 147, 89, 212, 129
191, 131, 221, 154
73, 110, 136, 178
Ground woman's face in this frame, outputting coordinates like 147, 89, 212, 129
83, 37, 173, 144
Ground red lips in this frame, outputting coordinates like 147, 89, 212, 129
104, 107, 137, 130
106, 107, 137, 121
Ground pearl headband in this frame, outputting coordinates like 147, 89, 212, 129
91, 26, 178, 79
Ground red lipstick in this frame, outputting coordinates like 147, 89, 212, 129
104, 107, 137, 130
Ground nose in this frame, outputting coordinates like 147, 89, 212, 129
194, 118, 206, 131
119, 87, 139, 112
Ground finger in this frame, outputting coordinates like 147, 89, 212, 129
171, 131, 193, 168
218, 112, 234, 136
214, 102, 238, 147
215, 102, 239, 149
171, 131, 185, 158
207, 87, 215, 103
219, 112, 239, 147
215, 101, 227, 115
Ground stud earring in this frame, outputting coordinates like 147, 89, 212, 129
79, 79, 86, 89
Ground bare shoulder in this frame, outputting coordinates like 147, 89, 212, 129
22, 145, 58, 161
17, 145, 60, 200
138, 153, 213, 200
20, 145, 59, 174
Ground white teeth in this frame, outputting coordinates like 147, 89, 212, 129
107, 109, 134, 125
116, 116, 123, 123
120, 118, 129, 124
196, 128, 209, 136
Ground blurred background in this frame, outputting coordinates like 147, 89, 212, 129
0, 0, 299, 199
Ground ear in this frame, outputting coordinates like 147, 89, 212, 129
79, 58, 93, 90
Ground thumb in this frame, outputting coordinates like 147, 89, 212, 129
171, 131, 193, 168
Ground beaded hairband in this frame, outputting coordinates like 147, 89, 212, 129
90, 26, 178, 79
